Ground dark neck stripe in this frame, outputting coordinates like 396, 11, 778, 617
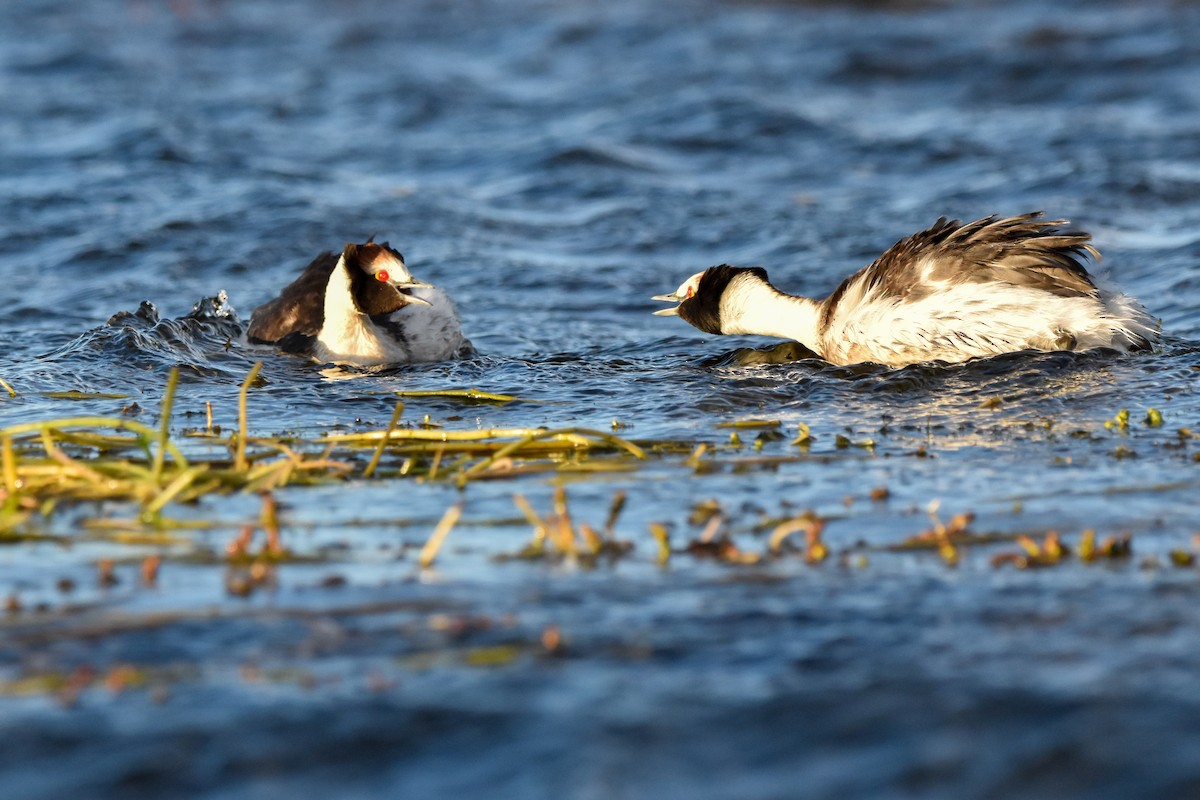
678, 265, 767, 335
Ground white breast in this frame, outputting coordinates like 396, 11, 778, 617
313, 262, 470, 366
390, 286, 472, 363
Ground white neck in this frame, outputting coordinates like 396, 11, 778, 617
322, 256, 359, 326
720, 277, 823, 353
317, 257, 404, 366
317, 258, 469, 365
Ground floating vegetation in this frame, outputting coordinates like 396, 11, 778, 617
645, 498, 836, 568
834, 434, 875, 451
791, 422, 813, 448
0, 366, 652, 540
1078, 529, 1133, 562
1105, 408, 1131, 432
1169, 549, 1195, 567
320, 424, 646, 486
39, 391, 132, 401
893, 501, 977, 565
989, 531, 1068, 569
0, 661, 170, 706
419, 502, 465, 569
363, 401, 406, 479
990, 529, 1133, 569
675, 500, 758, 564
393, 388, 537, 405
648, 522, 671, 565
1, 364, 1196, 592
767, 515, 827, 562
496, 486, 633, 565
715, 419, 781, 430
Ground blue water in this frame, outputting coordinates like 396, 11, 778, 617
3, 0, 1200, 797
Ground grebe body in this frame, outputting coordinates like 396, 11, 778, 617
653, 214, 1156, 367
248, 241, 470, 366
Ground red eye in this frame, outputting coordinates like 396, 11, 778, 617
376, 270, 389, 282
686, 285, 695, 298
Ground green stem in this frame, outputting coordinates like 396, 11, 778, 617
364, 401, 405, 478
236, 362, 263, 472
152, 367, 180, 482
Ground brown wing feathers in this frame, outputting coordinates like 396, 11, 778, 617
868, 212, 1099, 299
246, 251, 340, 343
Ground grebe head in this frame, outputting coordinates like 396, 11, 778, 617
341, 241, 433, 313
652, 265, 770, 334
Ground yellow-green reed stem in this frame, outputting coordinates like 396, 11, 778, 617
428, 444, 446, 481
459, 427, 645, 480
418, 501, 463, 569
143, 465, 207, 517
685, 443, 708, 469
236, 362, 263, 472
38, 428, 108, 485
1, 435, 17, 498
649, 522, 671, 565
364, 401, 404, 478
242, 460, 295, 494
0, 418, 158, 438
603, 490, 627, 538
0, 417, 189, 470
152, 367, 180, 482
394, 388, 533, 404
768, 518, 811, 555
260, 492, 279, 530
552, 484, 577, 555
41, 391, 128, 400
512, 493, 542, 527
0, 376, 15, 398
512, 493, 547, 553
791, 422, 813, 447
715, 419, 781, 429
323, 427, 591, 445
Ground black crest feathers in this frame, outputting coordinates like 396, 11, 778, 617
678, 265, 768, 335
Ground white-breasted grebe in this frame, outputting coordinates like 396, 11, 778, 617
652, 213, 1157, 367
247, 241, 471, 366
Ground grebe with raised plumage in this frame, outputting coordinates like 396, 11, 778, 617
652, 213, 1156, 367
248, 241, 470, 366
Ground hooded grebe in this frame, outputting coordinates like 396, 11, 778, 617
652, 213, 1156, 367
247, 241, 470, 366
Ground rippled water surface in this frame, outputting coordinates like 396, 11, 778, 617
3, 0, 1200, 797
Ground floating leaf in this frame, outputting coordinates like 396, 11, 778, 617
395, 388, 536, 405
40, 391, 131, 400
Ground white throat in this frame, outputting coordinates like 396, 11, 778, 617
315, 257, 406, 365
315, 257, 469, 366
719, 275, 823, 353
